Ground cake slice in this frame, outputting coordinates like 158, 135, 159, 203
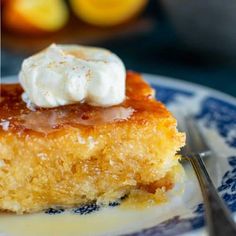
0, 71, 185, 213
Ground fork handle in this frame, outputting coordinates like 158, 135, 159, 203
189, 153, 236, 236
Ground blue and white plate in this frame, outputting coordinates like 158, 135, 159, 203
1, 74, 236, 236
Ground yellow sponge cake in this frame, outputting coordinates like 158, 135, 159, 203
0, 72, 185, 213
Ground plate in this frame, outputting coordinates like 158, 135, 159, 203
0, 74, 236, 236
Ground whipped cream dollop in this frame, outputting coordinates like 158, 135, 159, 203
19, 44, 126, 108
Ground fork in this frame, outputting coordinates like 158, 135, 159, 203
179, 116, 236, 236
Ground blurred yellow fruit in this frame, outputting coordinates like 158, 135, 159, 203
70, 0, 148, 26
3, 0, 69, 33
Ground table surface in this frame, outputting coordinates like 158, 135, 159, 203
1, 13, 236, 98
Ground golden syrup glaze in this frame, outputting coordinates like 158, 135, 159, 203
0, 71, 172, 135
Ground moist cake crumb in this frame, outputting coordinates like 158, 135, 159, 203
0, 72, 185, 214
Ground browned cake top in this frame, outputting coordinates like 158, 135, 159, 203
0, 72, 171, 135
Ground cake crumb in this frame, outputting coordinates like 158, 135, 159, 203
77, 134, 86, 144
0, 160, 6, 168
88, 136, 98, 149
0, 120, 10, 131
37, 153, 48, 160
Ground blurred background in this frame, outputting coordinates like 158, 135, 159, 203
1, 0, 236, 97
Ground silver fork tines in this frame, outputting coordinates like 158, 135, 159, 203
178, 115, 236, 236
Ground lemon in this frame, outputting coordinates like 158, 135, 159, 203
70, 0, 147, 27
4, 0, 69, 32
